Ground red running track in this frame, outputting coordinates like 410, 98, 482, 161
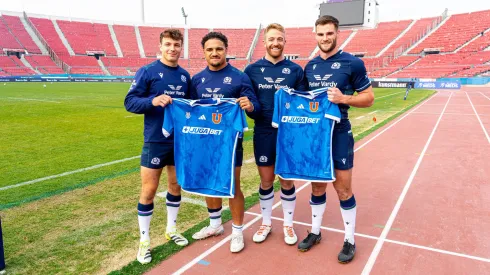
147, 88, 490, 275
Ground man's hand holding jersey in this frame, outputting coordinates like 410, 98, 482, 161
236, 96, 254, 112
152, 94, 173, 107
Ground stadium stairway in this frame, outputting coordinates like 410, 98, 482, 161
404, 15, 451, 55
20, 15, 48, 55
20, 55, 40, 75
246, 25, 262, 61
455, 26, 490, 53
97, 59, 110, 75
376, 19, 417, 57
134, 25, 146, 58
52, 19, 75, 56
108, 24, 123, 57
384, 56, 422, 77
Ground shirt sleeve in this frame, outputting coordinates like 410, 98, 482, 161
240, 73, 261, 120
189, 75, 199, 100
162, 102, 174, 138
124, 68, 154, 114
272, 90, 281, 128
323, 97, 341, 122
351, 58, 371, 92
294, 66, 308, 91
185, 72, 192, 99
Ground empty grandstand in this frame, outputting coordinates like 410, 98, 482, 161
0, 8, 489, 78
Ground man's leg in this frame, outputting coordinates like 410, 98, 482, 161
298, 182, 327, 252
333, 169, 357, 263
229, 167, 245, 253
279, 178, 297, 245
137, 166, 162, 264
164, 165, 188, 246
332, 122, 356, 263
253, 165, 275, 243
192, 197, 225, 240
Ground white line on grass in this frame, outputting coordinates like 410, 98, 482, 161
361, 92, 453, 275
244, 157, 255, 164
368, 110, 378, 115
375, 91, 405, 100
6, 97, 61, 103
245, 212, 490, 264
466, 92, 490, 144
157, 191, 208, 207
355, 92, 438, 152
0, 156, 140, 191
356, 115, 365, 120
171, 181, 311, 275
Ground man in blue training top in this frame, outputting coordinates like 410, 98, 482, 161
300, 15, 374, 263
124, 29, 191, 265
189, 32, 260, 253
244, 23, 306, 246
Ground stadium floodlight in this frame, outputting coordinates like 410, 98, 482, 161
181, 7, 188, 25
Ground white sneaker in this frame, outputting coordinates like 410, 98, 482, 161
192, 225, 224, 240
230, 232, 245, 253
253, 225, 272, 243
283, 226, 298, 245
137, 240, 151, 264
165, 230, 189, 246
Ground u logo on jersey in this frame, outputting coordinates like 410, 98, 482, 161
309, 102, 319, 112
212, 113, 222, 124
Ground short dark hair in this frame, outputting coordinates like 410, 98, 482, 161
160, 29, 184, 44
315, 15, 339, 31
201, 32, 228, 48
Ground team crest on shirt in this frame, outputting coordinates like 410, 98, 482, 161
185, 112, 191, 119
223, 77, 232, 84
282, 68, 291, 74
201, 77, 205, 83
313, 64, 317, 70
260, 67, 265, 73
285, 102, 290, 109
159, 72, 163, 78
331, 62, 341, 69
309, 102, 319, 112
181, 75, 186, 82
212, 113, 222, 124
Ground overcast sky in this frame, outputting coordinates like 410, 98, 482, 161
1, 0, 489, 28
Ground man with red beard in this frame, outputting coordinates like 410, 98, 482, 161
244, 23, 307, 246
299, 15, 374, 264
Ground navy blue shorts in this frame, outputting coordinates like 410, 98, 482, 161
140, 142, 174, 169
235, 138, 244, 167
332, 120, 354, 170
253, 127, 277, 166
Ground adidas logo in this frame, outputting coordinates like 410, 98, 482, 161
199, 115, 206, 120
297, 104, 305, 109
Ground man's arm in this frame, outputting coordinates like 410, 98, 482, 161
124, 68, 155, 114
237, 73, 261, 119
328, 86, 374, 108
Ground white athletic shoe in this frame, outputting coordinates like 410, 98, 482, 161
253, 225, 272, 243
192, 225, 224, 240
137, 240, 151, 264
165, 230, 189, 246
283, 226, 298, 245
230, 232, 245, 253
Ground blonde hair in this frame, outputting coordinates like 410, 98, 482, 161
264, 23, 285, 36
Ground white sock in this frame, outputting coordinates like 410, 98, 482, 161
310, 193, 326, 235
259, 186, 274, 226
340, 195, 357, 245
166, 194, 181, 233
232, 223, 243, 235
281, 186, 296, 227
137, 203, 153, 242
208, 207, 222, 228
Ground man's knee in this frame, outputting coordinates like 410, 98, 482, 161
279, 179, 294, 190
311, 182, 327, 195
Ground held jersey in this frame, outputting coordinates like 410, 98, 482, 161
124, 60, 191, 143
272, 87, 341, 182
304, 50, 371, 120
163, 98, 248, 198
244, 58, 306, 128
190, 63, 261, 120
